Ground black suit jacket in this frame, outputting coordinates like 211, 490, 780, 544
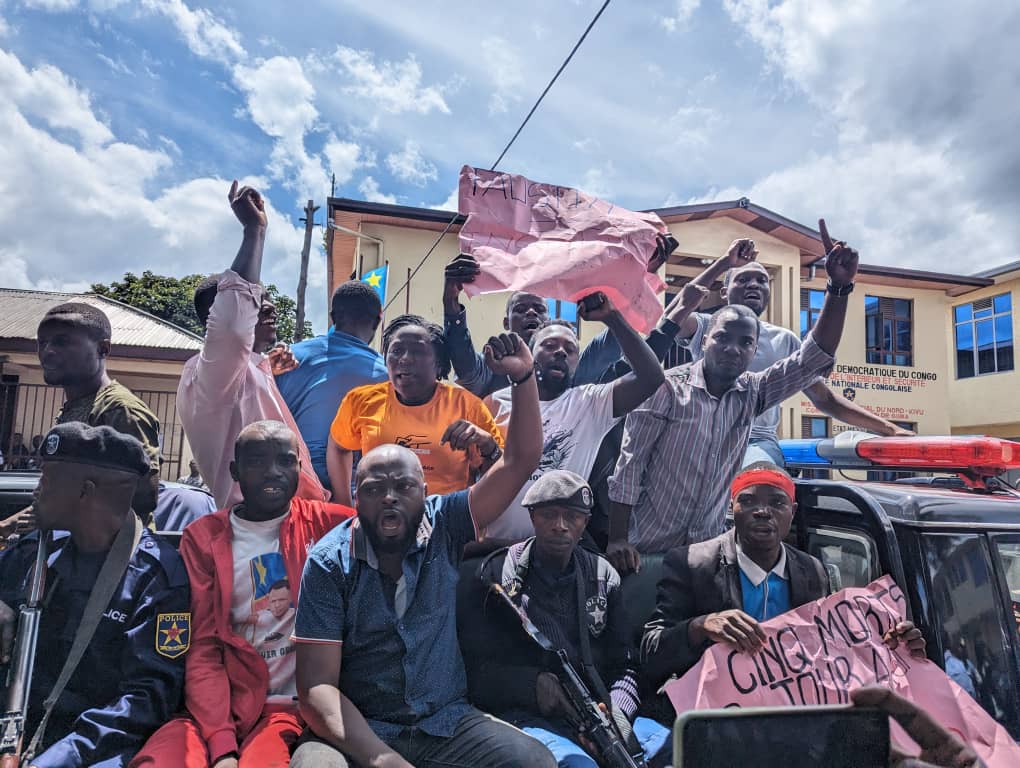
640, 529, 830, 690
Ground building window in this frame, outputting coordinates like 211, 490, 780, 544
800, 289, 825, 339
865, 296, 913, 366
545, 299, 579, 335
954, 293, 1013, 379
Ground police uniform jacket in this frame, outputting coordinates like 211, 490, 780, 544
0, 528, 190, 768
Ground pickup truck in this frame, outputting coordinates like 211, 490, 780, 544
616, 433, 1020, 740
778, 433, 1020, 738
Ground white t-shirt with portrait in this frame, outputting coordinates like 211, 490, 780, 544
484, 383, 619, 541
229, 509, 297, 704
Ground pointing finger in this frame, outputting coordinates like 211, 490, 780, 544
819, 218, 834, 255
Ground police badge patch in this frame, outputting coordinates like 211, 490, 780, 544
44, 433, 60, 455
156, 612, 191, 659
585, 596, 607, 636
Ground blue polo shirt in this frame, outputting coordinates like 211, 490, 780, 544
275, 329, 388, 486
294, 491, 476, 742
737, 542, 791, 621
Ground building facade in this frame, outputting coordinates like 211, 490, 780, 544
327, 195, 1002, 441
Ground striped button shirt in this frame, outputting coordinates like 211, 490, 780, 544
608, 333, 834, 553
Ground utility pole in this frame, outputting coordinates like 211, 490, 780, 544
295, 199, 319, 343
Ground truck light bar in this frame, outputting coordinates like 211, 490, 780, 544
780, 432, 1020, 475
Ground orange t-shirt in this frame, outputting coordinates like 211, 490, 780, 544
330, 381, 504, 495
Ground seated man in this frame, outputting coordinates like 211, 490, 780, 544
131, 421, 355, 768
0, 423, 189, 768
460, 470, 671, 768
641, 463, 926, 695
290, 333, 557, 768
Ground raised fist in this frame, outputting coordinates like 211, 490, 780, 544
483, 332, 534, 382
228, 180, 267, 229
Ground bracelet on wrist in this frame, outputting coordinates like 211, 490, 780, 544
510, 369, 534, 387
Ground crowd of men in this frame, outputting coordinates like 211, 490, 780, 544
0, 180, 982, 768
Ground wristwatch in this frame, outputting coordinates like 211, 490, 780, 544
826, 281, 855, 296
482, 445, 503, 463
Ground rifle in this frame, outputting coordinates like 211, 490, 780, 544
488, 584, 647, 768
0, 531, 49, 768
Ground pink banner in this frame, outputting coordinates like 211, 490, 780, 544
457, 166, 666, 334
665, 576, 1020, 767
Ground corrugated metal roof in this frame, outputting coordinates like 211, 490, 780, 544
0, 289, 203, 351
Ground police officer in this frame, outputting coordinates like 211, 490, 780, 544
0, 423, 190, 768
458, 470, 671, 768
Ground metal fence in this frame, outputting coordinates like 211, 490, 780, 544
0, 382, 188, 481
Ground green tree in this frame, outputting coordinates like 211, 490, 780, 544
91, 271, 311, 344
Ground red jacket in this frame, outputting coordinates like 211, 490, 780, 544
180, 498, 354, 762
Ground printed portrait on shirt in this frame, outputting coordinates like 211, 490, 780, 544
235, 552, 295, 660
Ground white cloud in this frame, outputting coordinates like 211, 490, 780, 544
428, 187, 459, 212
331, 46, 450, 114
385, 140, 437, 186
660, 0, 700, 32
358, 176, 397, 205
719, 0, 1020, 273
140, 0, 245, 66
476, 35, 525, 115
233, 56, 326, 200
323, 137, 371, 185
0, 46, 326, 329
96, 52, 132, 75
0, 47, 112, 145
21, 0, 78, 9
703, 139, 1010, 270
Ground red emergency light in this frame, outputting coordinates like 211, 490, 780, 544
854, 436, 1020, 472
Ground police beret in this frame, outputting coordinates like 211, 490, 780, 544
41, 422, 151, 476
522, 470, 594, 513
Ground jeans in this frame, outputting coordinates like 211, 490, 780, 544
742, 436, 786, 468
516, 715, 671, 768
290, 710, 557, 768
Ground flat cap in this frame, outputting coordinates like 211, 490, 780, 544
41, 422, 151, 476
522, 469, 593, 513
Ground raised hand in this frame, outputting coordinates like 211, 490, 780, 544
228, 179, 267, 230
576, 291, 619, 324
647, 233, 678, 274
820, 218, 859, 287
679, 281, 710, 310
443, 254, 481, 311
722, 238, 758, 270
440, 419, 498, 457
483, 332, 534, 382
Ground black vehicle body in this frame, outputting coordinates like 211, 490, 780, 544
793, 478, 1020, 738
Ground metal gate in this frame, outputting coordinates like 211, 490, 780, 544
0, 383, 188, 481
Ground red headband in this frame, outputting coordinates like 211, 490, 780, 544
731, 469, 795, 502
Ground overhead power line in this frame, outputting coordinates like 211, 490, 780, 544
381, 0, 614, 312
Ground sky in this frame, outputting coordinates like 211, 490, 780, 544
0, 0, 1017, 332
